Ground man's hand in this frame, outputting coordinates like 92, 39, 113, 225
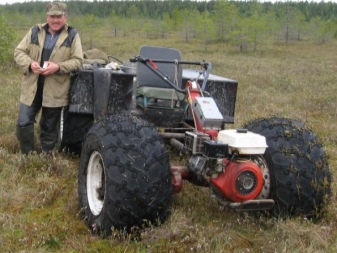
30, 61, 60, 75
30, 61, 44, 74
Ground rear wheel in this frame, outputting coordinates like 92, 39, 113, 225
244, 116, 331, 219
78, 114, 172, 236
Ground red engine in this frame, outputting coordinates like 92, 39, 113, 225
210, 159, 265, 202
171, 77, 266, 204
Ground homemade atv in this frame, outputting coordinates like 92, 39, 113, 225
61, 46, 331, 236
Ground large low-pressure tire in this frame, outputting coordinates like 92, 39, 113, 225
78, 114, 172, 236
244, 116, 331, 219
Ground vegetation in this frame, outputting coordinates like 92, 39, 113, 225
2, 0, 337, 54
0, 0, 336, 252
0, 16, 15, 63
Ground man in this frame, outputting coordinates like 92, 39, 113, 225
14, 2, 83, 155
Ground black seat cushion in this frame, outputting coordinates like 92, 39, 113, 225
137, 45, 182, 88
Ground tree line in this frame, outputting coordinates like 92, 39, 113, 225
2, 0, 337, 21
1, 0, 337, 62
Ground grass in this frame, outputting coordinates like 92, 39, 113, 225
0, 27, 336, 252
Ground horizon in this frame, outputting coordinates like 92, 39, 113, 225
1, 0, 337, 5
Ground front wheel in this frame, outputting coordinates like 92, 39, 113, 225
244, 116, 331, 219
78, 114, 172, 236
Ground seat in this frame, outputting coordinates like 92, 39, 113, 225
136, 45, 185, 109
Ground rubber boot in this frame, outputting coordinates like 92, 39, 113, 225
16, 125, 35, 155
40, 128, 58, 154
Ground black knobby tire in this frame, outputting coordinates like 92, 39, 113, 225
78, 114, 172, 235
244, 116, 331, 219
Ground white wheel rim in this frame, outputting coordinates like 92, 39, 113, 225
254, 155, 271, 199
87, 151, 105, 216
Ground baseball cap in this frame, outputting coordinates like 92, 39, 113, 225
46, 2, 67, 15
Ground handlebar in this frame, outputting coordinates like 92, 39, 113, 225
130, 56, 212, 92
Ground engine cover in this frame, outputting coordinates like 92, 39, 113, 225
217, 129, 267, 155
210, 160, 264, 202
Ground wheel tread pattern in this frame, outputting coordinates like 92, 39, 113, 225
78, 114, 172, 235
245, 116, 331, 219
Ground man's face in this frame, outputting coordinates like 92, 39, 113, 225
47, 14, 67, 33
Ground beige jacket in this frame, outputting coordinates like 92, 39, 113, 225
14, 23, 83, 107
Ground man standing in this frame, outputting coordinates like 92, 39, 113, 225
14, 2, 83, 154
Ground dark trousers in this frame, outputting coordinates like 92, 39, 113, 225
17, 81, 63, 153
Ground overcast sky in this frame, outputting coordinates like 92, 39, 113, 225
0, 0, 336, 5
